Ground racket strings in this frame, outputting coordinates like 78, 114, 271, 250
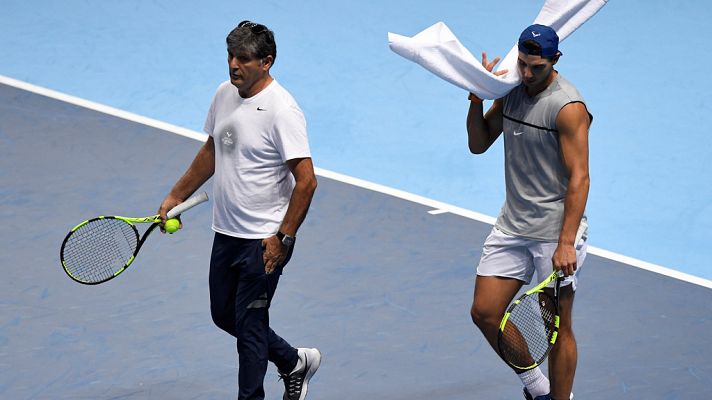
500, 293, 557, 368
62, 219, 138, 283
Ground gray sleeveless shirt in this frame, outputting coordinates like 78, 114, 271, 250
496, 73, 591, 241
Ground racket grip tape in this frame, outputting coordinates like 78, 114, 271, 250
166, 192, 209, 219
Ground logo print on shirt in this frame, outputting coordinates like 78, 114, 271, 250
513, 131, 525, 136
257, 107, 267, 111
222, 130, 234, 146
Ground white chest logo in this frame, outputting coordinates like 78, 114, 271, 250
222, 130, 234, 146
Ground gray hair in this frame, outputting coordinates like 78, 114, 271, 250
226, 21, 277, 64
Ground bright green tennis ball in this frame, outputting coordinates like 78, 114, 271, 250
164, 218, 180, 234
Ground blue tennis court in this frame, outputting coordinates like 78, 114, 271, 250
2, 1, 711, 399
2, 80, 712, 399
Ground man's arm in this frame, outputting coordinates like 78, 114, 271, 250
262, 157, 317, 273
465, 52, 507, 154
158, 136, 216, 221
278, 157, 317, 237
466, 97, 504, 154
552, 102, 591, 275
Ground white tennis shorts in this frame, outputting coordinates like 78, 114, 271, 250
476, 226, 588, 291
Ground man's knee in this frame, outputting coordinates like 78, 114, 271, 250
470, 303, 498, 330
211, 305, 236, 336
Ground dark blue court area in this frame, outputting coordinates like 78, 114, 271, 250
2, 81, 712, 399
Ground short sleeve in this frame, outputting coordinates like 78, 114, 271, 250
271, 104, 311, 162
203, 83, 225, 136
203, 89, 219, 136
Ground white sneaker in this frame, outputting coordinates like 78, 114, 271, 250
279, 347, 321, 400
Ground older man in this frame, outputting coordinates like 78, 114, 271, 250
159, 20, 320, 400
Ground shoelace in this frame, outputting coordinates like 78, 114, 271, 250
279, 371, 303, 399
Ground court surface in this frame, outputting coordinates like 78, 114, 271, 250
2, 81, 712, 399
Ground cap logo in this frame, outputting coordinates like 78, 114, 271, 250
518, 24, 560, 58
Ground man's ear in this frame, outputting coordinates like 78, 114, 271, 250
261, 55, 274, 70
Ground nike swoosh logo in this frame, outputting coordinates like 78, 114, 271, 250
532, 31, 541, 37
513, 131, 525, 136
257, 107, 267, 111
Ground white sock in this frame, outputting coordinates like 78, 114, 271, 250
518, 368, 550, 398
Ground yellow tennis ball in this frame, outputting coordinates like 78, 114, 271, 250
164, 218, 180, 234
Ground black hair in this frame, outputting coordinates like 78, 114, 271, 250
520, 39, 557, 61
226, 22, 277, 64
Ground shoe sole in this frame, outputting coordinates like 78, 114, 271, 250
299, 348, 321, 400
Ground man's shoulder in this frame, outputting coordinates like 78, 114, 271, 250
265, 81, 303, 114
211, 80, 237, 100
268, 80, 297, 101
552, 74, 584, 102
552, 74, 592, 122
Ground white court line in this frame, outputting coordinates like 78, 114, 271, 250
428, 209, 450, 215
3, 74, 710, 290
0, 75, 207, 143
314, 169, 712, 289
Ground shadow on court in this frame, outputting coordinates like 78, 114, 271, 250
1, 83, 711, 399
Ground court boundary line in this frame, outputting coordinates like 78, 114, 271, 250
3, 74, 710, 290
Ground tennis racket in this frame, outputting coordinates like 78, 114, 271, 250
497, 223, 586, 370
60, 192, 209, 285
497, 270, 563, 370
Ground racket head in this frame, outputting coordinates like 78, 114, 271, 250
60, 217, 141, 284
497, 284, 561, 370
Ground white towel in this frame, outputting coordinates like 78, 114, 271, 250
387, 0, 608, 99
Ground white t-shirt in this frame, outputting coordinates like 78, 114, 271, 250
203, 79, 311, 238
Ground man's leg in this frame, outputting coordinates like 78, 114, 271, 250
471, 227, 533, 354
209, 233, 240, 337
268, 247, 322, 400
532, 235, 587, 400
471, 228, 529, 348
209, 235, 276, 399
265, 247, 299, 374
548, 285, 576, 400
530, 234, 588, 400
473, 228, 554, 398
234, 240, 294, 400
471, 276, 551, 399
470, 275, 523, 350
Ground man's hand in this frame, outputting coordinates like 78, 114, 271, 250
157, 194, 184, 233
468, 51, 509, 107
262, 235, 286, 274
481, 51, 508, 76
552, 244, 577, 277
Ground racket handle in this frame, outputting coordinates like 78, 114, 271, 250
167, 191, 209, 219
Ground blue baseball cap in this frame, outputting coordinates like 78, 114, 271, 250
518, 24, 560, 57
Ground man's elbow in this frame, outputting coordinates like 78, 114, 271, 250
307, 175, 318, 194
468, 140, 488, 154
299, 174, 318, 195
469, 145, 486, 155
467, 129, 490, 154
571, 171, 590, 190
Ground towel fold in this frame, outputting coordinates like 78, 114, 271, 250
388, 0, 608, 99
